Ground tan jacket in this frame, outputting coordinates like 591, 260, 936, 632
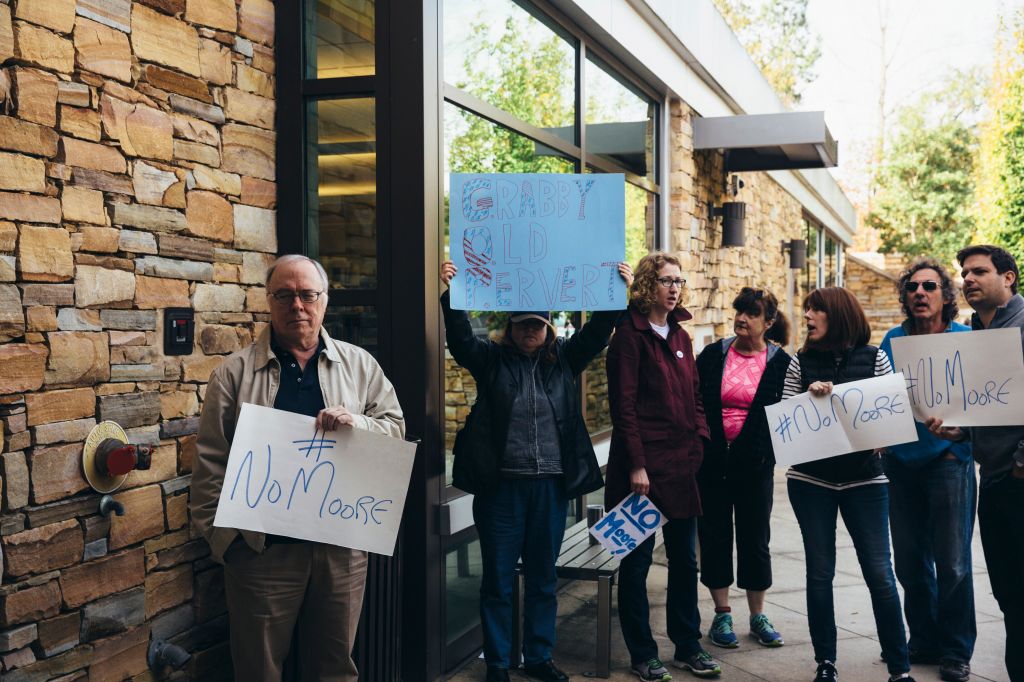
190, 326, 406, 563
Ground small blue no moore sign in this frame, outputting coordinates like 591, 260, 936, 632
590, 493, 666, 557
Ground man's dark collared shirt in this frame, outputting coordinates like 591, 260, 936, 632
270, 333, 327, 418
267, 333, 327, 546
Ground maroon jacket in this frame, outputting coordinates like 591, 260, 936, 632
605, 305, 709, 519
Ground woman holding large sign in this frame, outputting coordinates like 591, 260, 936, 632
782, 287, 914, 682
606, 252, 719, 681
440, 260, 632, 682
695, 288, 791, 650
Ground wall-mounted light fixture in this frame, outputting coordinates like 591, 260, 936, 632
709, 201, 747, 247
781, 238, 807, 269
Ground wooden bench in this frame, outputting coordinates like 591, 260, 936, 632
511, 519, 619, 678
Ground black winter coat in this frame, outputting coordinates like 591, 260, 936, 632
441, 291, 618, 497
696, 338, 791, 481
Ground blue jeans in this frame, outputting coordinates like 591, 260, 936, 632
473, 478, 567, 669
885, 455, 977, 663
617, 518, 702, 662
788, 479, 909, 675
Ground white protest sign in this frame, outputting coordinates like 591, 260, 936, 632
589, 493, 666, 557
890, 327, 1024, 426
767, 373, 918, 466
213, 403, 416, 556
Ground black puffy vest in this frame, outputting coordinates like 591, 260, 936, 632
791, 345, 884, 484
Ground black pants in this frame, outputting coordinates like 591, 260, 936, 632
697, 472, 774, 591
617, 518, 701, 663
978, 475, 1024, 682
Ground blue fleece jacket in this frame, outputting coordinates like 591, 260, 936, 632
880, 320, 973, 467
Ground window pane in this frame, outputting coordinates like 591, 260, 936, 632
585, 56, 656, 181
306, 0, 375, 78
824, 236, 838, 287
625, 182, 655, 266
323, 306, 377, 355
444, 0, 576, 143
308, 98, 376, 289
445, 536, 482, 645
583, 344, 612, 436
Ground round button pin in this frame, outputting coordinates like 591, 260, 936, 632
676, 350, 684, 358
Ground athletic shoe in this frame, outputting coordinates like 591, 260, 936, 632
749, 613, 784, 647
814, 661, 838, 682
888, 676, 917, 682
631, 657, 672, 681
708, 612, 739, 648
672, 650, 722, 677
939, 659, 970, 682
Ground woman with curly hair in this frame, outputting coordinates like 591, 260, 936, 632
606, 252, 719, 680
695, 287, 791, 651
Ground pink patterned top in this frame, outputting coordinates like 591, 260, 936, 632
721, 345, 768, 443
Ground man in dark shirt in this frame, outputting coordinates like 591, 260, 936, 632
928, 245, 1024, 682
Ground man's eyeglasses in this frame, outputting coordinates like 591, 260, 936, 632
656, 277, 686, 289
903, 281, 939, 293
268, 290, 324, 304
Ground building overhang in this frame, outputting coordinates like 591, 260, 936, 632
693, 111, 838, 172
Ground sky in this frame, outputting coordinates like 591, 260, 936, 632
799, 0, 1024, 192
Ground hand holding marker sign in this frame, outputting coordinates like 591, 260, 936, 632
449, 173, 627, 311
766, 373, 918, 466
590, 493, 667, 557
890, 328, 1024, 426
213, 403, 416, 556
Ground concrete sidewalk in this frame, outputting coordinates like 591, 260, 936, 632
449, 473, 1008, 682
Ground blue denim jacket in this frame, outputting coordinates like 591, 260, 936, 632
880, 320, 973, 467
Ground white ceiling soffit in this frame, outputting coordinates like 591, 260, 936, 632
693, 112, 839, 172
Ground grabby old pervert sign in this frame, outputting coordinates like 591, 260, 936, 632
767, 373, 918, 467
449, 173, 626, 311
213, 403, 416, 556
589, 493, 666, 558
890, 327, 1024, 426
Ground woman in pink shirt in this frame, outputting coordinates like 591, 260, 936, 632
695, 288, 791, 650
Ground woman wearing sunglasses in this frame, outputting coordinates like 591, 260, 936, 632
440, 259, 633, 682
695, 288, 791, 651
605, 252, 718, 681
783, 287, 913, 682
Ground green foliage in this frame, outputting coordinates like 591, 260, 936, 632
867, 73, 982, 264
448, 16, 574, 175
713, 0, 821, 106
975, 12, 1024, 262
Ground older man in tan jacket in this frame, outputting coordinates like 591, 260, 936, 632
191, 254, 405, 682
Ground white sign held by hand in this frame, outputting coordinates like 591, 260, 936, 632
891, 327, 1024, 426
767, 373, 918, 466
213, 403, 416, 556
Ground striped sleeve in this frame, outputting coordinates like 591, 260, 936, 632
874, 348, 893, 376
782, 355, 802, 399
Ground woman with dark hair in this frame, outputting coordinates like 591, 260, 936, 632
695, 288, 791, 651
440, 259, 632, 682
783, 287, 913, 682
605, 252, 719, 681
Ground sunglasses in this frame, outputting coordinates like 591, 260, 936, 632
903, 281, 939, 293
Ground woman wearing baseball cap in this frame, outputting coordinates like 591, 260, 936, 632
440, 259, 633, 682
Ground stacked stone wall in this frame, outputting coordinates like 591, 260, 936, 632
668, 100, 806, 346
0, 0, 275, 678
